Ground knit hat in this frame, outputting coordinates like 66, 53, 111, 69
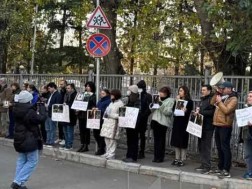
128, 85, 138, 94
18, 91, 33, 103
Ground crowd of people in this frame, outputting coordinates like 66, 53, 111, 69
0, 77, 251, 189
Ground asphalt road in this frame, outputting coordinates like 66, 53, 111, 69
0, 145, 214, 189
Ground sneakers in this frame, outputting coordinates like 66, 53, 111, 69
122, 158, 137, 163
10, 182, 28, 189
218, 170, 231, 179
243, 172, 252, 180
201, 168, 211, 175
171, 159, 179, 166
195, 165, 205, 171
59, 140, 65, 146
55, 139, 62, 144
213, 169, 222, 175
177, 160, 185, 167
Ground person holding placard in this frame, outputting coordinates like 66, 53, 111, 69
60, 83, 77, 150
238, 91, 252, 179
123, 85, 141, 163
100, 89, 124, 160
94, 89, 111, 155
171, 86, 193, 166
45, 82, 61, 147
195, 85, 215, 174
76, 81, 96, 153
210, 81, 238, 178
150, 86, 175, 163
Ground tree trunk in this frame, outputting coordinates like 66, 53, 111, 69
78, 29, 82, 74
99, 2, 125, 74
59, 6, 67, 67
0, 18, 7, 74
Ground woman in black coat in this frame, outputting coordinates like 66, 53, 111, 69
77, 81, 96, 152
170, 86, 193, 166
11, 91, 47, 189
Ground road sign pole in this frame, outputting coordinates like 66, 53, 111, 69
96, 0, 100, 103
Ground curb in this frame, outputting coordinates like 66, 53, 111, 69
1, 138, 251, 189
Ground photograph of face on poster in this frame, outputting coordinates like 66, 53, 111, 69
53, 104, 64, 113
87, 110, 101, 119
76, 93, 84, 101
119, 107, 126, 117
153, 94, 160, 104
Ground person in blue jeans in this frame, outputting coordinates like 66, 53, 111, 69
11, 90, 46, 189
241, 92, 252, 179
45, 82, 61, 146
60, 83, 77, 150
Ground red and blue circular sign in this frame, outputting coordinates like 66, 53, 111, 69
86, 33, 111, 57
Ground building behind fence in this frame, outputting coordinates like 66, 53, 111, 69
2, 73, 250, 162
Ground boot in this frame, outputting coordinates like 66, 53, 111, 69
80, 144, 89, 152
138, 151, 145, 159
77, 144, 85, 152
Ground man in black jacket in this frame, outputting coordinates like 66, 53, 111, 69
45, 82, 61, 147
11, 90, 47, 189
195, 85, 215, 174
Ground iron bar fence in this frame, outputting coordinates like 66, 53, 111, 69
1, 73, 251, 162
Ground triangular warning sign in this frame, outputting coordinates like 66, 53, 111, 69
86, 6, 112, 29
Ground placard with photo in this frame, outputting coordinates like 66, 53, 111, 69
71, 92, 89, 111
150, 94, 160, 109
186, 112, 203, 138
86, 110, 101, 129
174, 99, 188, 116
119, 107, 139, 129
52, 104, 70, 123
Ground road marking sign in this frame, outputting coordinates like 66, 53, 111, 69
86, 33, 111, 57
86, 6, 112, 29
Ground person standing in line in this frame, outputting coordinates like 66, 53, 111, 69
0, 78, 13, 137
210, 81, 238, 178
94, 89, 111, 155
27, 84, 39, 106
11, 90, 47, 189
123, 85, 141, 163
240, 91, 252, 179
194, 85, 215, 174
151, 86, 175, 163
56, 80, 68, 145
45, 82, 61, 147
76, 81, 96, 152
170, 86, 193, 166
60, 83, 77, 150
7, 83, 21, 139
100, 89, 124, 160
136, 80, 152, 159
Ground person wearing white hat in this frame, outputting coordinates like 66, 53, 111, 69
11, 90, 47, 189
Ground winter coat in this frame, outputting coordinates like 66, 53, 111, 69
199, 94, 215, 130
31, 91, 39, 105
97, 95, 111, 126
210, 92, 238, 127
64, 91, 77, 126
13, 103, 47, 153
170, 99, 193, 148
0, 85, 13, 113
151, 97, 175, 128
59, 88, 67, 104
100, 99, 124, 139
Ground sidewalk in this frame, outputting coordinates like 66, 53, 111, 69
1, 137, 251, 189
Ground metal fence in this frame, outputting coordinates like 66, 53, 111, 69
1, 73, 251, 161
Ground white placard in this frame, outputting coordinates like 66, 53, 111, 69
86, 110, 101, 129
52, 104, 70, 123
14, 94, 19, 102
235, 106, 252, 127
186, 112, 203, 138
174, 100, 188, 116
71, 92, 89, 111
118, 107, 139, 129
151, 94, 160, 109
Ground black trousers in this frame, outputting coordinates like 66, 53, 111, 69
198, 129, 214, 169
58, 122, 65, 140
137, 119, 148, 154
126, 128, 139, 161
152, 121, 168, 161
40, 123, 47, 143
93, 128, 105, 152
79, 118, 90, 145
215, 126, 232, 172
